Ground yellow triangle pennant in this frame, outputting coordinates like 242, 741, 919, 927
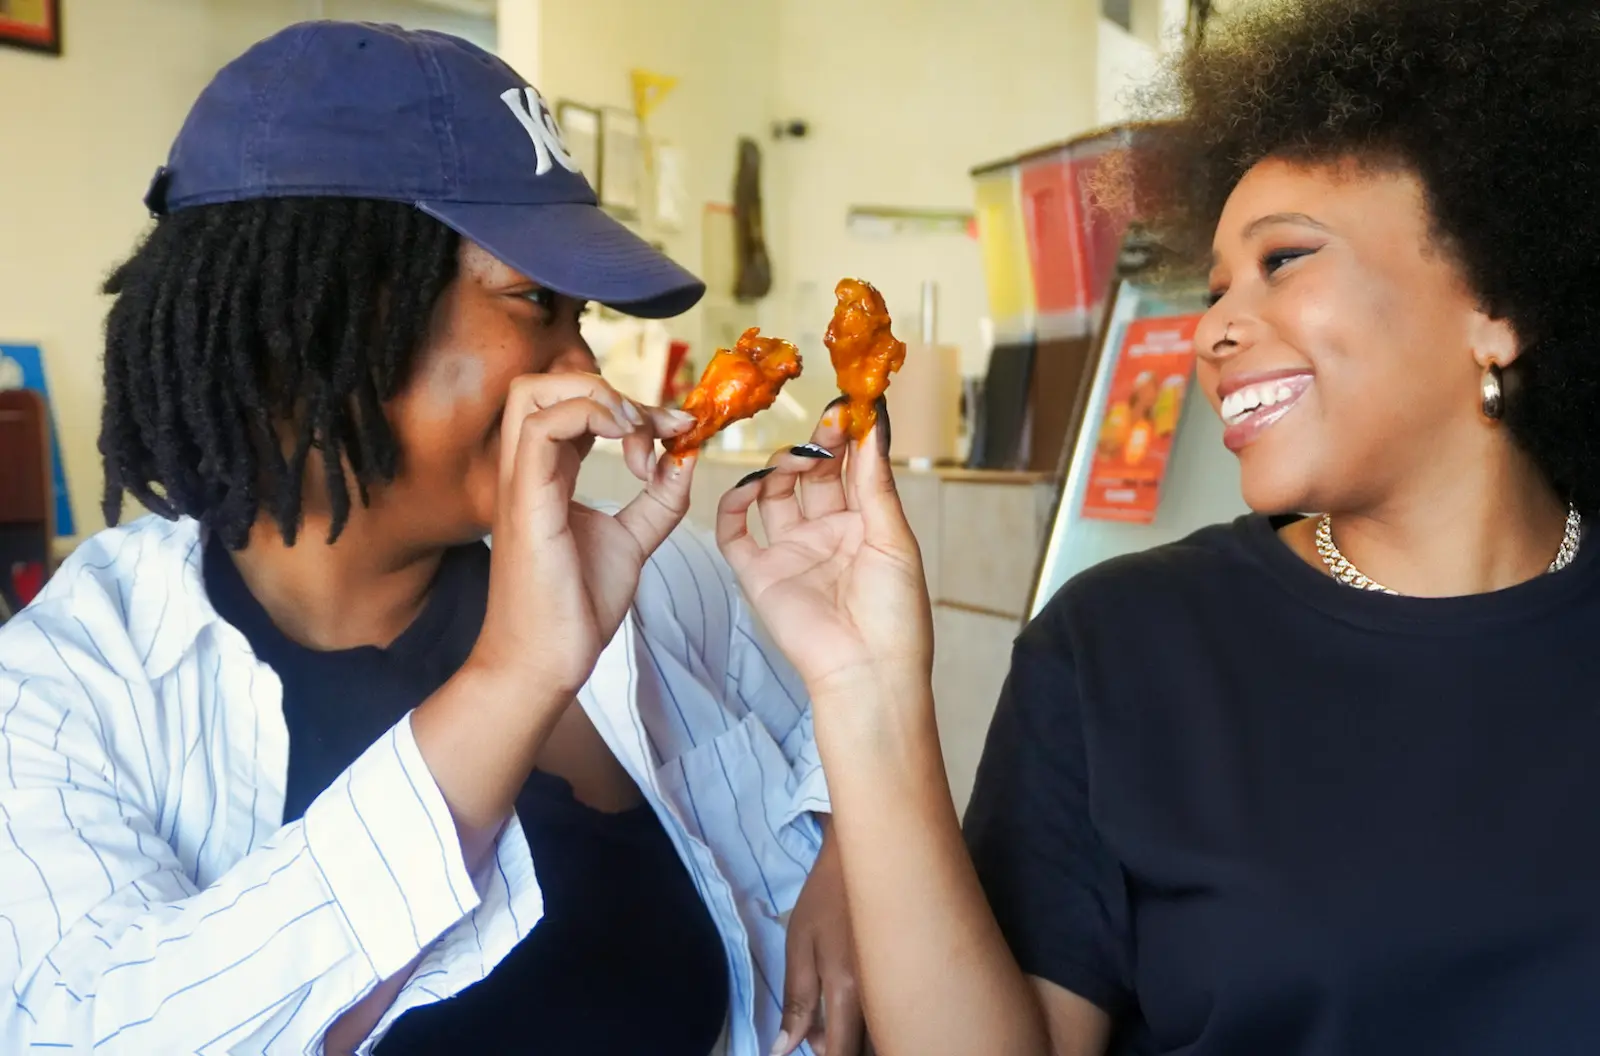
631, 69, 679, 122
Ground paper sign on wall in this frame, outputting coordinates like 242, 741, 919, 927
653, 142, 687, 232
1079, 316, 1201, 524
0, 343, 75, 538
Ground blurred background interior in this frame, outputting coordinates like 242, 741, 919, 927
0, 0, 1259, 806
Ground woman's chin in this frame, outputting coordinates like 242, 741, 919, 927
1238, 460, 1318, 517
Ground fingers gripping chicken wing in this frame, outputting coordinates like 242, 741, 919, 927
663, 327, 803, 456
824, 278, 907, 441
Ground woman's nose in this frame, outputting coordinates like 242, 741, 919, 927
1196, 303, 1254, 362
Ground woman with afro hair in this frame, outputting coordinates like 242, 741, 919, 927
703, 0, 1600, 1053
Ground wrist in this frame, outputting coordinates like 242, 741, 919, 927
412, 661, 572, 840
457, 650, 580, 711
810, 669, 938, 757
808, 659, 932, 714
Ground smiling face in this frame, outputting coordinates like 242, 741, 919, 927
1195, 157, 1518, 515
341, 239, 597, 546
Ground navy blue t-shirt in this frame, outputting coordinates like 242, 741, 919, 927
204, 538, 728, 1054
966, 514, 1600, 1055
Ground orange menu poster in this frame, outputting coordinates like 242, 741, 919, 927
1080, 314, 1203, 523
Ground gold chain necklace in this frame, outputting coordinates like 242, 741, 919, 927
1314, 506, 1583, 595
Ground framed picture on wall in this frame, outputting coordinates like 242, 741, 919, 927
0, 0, 63, 55
555, 100, 601, 191
599, 107, 642, 219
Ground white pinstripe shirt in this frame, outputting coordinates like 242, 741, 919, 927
0, 513, 828, 1055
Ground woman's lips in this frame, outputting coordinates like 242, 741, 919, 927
1219, 372, 1314, 452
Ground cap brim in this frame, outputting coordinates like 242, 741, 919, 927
417, 200, 706, 319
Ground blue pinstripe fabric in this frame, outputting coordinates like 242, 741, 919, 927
0, 514, 827, 1054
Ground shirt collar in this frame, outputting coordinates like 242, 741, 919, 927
107, 515, 224, 681
111, 516, 650, 749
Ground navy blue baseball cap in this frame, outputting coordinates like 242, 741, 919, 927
145, 21, 704, 319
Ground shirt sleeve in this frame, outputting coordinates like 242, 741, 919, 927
727, 589, 830, 826
961, 603, 1135, 1016
0, 620, 540, 1055
361, 820, 543, 1053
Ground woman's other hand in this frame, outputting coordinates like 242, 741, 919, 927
776, 819, 863, 1056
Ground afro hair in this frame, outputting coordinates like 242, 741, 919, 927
1140, 0, 1600, 513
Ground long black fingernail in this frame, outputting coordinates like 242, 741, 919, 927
735, 466, 776, 489
790, 443, 834, 459
824, 394, 849, 413
874, 396, 892, 455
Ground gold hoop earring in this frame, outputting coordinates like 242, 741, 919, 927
1481, 363, 1505, 420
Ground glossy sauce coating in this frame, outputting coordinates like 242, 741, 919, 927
663, 327, 803, 456
824, 278, 906, 440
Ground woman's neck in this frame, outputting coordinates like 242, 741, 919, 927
1284, 443, 1572, 598
226, 515, 445, 651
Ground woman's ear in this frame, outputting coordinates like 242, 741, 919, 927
1469, 310, 1521, 371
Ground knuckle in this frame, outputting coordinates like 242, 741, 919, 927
506, 374, 541, 404
638, 488, 678, 518
782, 997, 815, 1019
514, 411, 544, 442
572, 370, 610, 396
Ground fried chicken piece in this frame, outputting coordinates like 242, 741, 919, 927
664, 327, 803, 456
824, 278, 907, 441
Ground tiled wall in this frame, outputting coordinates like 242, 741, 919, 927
579, 449, 1056, 810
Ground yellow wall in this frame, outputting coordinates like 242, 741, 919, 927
526, 0, 1107, 421
0, 0, 492, 541
530, 0, 781, 360
3, 0, 1106, 538
764, 0, 1100, 413
0, 0, 244, 542
322, 0, 495, 49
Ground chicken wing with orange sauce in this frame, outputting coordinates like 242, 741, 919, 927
663, 327, 803, 456
824, 278, 907, 441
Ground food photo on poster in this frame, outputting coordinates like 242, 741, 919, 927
1080, 314, 1202, 523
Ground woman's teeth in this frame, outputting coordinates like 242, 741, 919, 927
1222, 382, 1297, 426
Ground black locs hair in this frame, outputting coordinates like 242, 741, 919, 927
1142, 0, 1600, 515
100, 198, 460, 548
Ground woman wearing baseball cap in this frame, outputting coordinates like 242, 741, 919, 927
0, 22, 857, 1056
